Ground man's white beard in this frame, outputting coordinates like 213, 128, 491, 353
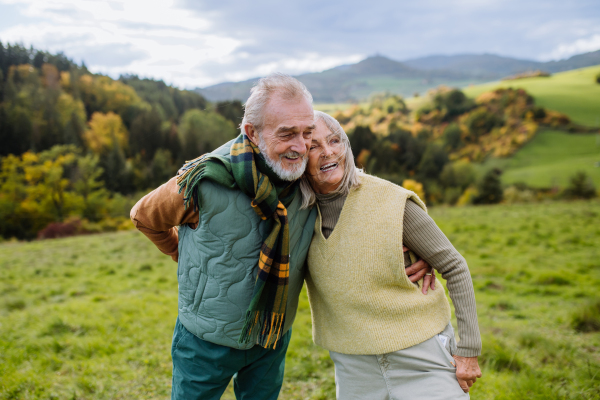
258, 138, 308, 181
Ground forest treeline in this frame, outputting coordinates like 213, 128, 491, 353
0, 42, 597, 240
0, 42, 243, 239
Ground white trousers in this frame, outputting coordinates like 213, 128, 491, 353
329, 324, 469, 400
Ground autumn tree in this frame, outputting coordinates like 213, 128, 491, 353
84, 112, 128, 154
178, 109, 237, 160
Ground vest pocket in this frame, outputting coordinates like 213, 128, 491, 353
191, 272, 209, 312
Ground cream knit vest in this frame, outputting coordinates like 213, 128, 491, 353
306, 174, 451, 355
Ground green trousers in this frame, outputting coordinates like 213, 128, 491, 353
171, 317, 291, 400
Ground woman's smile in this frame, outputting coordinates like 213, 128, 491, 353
306, 119, 346, 194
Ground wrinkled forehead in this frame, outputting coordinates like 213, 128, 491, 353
262, 92, 314, 129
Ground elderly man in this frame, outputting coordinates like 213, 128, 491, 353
131, 73, 432, 400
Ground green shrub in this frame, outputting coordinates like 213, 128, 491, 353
464, 107, 500, 142
571, 299, 600, 332
596, 72, 600, 84
563, 171, 597, 199
442, 123, 463, 150
503, 186, 536, 204
474, 168, 503, 204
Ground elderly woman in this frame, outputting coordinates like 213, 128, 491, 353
299, 111, 482, 399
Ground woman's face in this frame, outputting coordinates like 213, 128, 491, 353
306, 119, 346, 194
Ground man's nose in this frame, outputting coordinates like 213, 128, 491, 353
289, 134, 308, 154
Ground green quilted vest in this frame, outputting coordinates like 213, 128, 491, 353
177, 142, 317, 349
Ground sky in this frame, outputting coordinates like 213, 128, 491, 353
0, 0, 599, 89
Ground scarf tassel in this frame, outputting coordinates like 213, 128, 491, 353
177, 156, 208, 212
239, 310, 285, 349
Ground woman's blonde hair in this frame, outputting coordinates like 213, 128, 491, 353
299, 111, 361, 209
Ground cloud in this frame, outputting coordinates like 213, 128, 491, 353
541, 34, 600, 61
0, 0, 236, 87
1, 0, 599, 88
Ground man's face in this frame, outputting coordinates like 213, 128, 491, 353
246, 93, 315, 181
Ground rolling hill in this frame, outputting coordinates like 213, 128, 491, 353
197, 50, 600, 103
462, 65, 600, 126
462, 65, 600, 188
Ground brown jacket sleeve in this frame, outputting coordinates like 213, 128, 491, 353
130, 176, 199, 262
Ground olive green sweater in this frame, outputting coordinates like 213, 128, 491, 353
309, 174, 481, 357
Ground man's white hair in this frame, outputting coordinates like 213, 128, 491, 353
299, 111, 361, 209
241, 72, 313, 134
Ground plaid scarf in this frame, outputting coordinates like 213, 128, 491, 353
176, 133, 299, 349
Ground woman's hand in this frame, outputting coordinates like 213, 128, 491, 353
403, 246, 435, 294
452, 355, 482, 393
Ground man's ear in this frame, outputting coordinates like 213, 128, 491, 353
244, 123, 259, 146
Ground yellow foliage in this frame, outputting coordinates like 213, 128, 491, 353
356, 149, 371, 169
332, 96, 410, 136
8, 64, 35, 82
402, 179, 425, 201
85, 112, 128, 154
57, 93, 86, 128
60, 71, 71, 88
78, 74, 148, 115
456, 186, 478, 206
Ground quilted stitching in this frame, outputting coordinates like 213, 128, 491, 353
177, 180, 317, 349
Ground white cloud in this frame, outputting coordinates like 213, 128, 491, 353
541, 34, 600, 61
2, 0, 599, 87
0, 0, 364, 88
209, 53, 365, 83
0, 0, 243, 87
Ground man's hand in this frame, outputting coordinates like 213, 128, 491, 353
403, 246, 435, 294
452, 355, 482, 393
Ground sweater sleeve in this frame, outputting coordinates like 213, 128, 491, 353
402, 200, 482, 357
130, 176, 199, 262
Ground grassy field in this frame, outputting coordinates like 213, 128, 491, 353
1, 200, 600, 399
462, 65, 600, 127
478, 129, 600, 188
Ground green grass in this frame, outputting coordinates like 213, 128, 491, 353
463, 65, 600, 127
478, 129, 600, 188
2, 200, 600, 399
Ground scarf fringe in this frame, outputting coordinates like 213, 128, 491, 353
239, 310, 285, 349
176, 155, 208, 212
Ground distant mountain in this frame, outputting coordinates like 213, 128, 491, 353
403, 50, 600, 76
199, 56, 477, 103
197, 50, 600, 103
543, 50, 600, 73
402, 54, 540, 78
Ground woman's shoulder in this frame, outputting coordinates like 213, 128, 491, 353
356, 174, 426, 209
357, 173, 412, 194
